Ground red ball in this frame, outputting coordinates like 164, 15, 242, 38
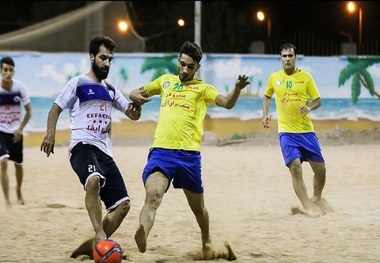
93, 239, 123, 263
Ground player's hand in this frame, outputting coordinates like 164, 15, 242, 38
40, 135, 55, 157
299, 105, 311, 116
262, 115, 271, 128
126, 103, 142, 121
235, 75, 250, 90
13, 128, 22, 143
129, 88, 151, 106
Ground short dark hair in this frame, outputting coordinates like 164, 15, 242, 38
179, 41, 203, 63
89, 36, 116, 56
0, 56, 15, 69
280, 43, 297, 56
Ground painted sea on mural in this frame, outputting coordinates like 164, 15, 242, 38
2, 51, 380, 132
29, 96, 380, 132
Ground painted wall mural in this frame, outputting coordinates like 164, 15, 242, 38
1, 52, 379, 132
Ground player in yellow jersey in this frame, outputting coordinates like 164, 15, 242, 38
129, 41, 249, 260
262, 43, 332, 217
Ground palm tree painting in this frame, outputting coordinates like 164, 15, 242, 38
338, 57, 380, 104
141, 55, 178, 81
239, 75, 262, 97
65, 71, 81, 82
116, 67, 129, 94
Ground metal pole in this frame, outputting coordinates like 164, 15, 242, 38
359, 7, 362, 52
194, 1, 201, 46
194, 1, 201, 78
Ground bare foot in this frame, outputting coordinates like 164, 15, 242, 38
16, 188, 24, 205
219, 242, 237, 261
135, 224, 147, 253
194, 242, 216, 260
70, 237, 96, 259
313, 198, 333, 214
291, 206, 320, 218
194, 242, 237, 261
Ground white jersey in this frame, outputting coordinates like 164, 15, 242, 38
54, 74, 129, 157
0, 79, 31, 134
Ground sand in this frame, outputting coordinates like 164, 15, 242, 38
1, 118, 380, 263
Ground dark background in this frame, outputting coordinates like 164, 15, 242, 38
0, 1, 379, 55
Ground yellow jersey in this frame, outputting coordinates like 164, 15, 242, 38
144, 74, 219, 151
264, 68, 320, 133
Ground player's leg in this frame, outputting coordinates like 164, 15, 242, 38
309, 160, 326, 201
0, 159, 10, 206
183, 189, 214, 257
135, 171, 168, 253
103, 200, 130, 237
288, 158, 312, 210
14, 163, 24, 204
309, 160, 333, 213
85, 174, 107, 241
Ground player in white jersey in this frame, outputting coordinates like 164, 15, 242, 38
40, 36, 141, 260
0, 56, 32, 207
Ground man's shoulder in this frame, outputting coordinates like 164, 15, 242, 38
296, 68, 313, 78
158, 74, 177, 81
269, 69, 283, 78
148, 74, 178, 87
12, 79, 27, 88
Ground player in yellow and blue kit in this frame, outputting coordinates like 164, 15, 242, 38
262, 43, 333, 217
129, 41, 249, 260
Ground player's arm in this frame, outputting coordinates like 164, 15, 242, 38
20, 103, 32, 132
299, 97, 321, 116
129, 87, 152, 106
40, 103, 63, 157
215, 75, 249, 109
14, 103, 32, 142
262, 95, 272, 128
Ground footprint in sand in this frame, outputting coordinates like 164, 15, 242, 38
46, 203, 67, 209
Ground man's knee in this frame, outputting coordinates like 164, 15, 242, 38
146, 191, 163, 210
85, 175, 100, 192
117, 200, 131, 216
120, 200, 131, 210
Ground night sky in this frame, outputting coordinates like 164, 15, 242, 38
129, 1, 380, 43
247, 1, 380, 43
0, 1, 379, 52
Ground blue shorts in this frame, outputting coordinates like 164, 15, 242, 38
279, 132, 324, 167
0, 131, 23, 164
142, 148, 203, 193
69, 142, 129, 211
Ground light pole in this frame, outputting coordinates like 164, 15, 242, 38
194, 1, 201, 46
346, 1, 362, 52
257, 11, 271, 42
359, 6, 362, 50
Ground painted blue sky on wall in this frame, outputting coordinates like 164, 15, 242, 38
2, 52, 380, 132
2, 51, 380, 99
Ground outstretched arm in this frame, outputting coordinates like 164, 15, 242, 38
215, 75, 250, 109
129, 87, 152, 106
40, 103, 62, 157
